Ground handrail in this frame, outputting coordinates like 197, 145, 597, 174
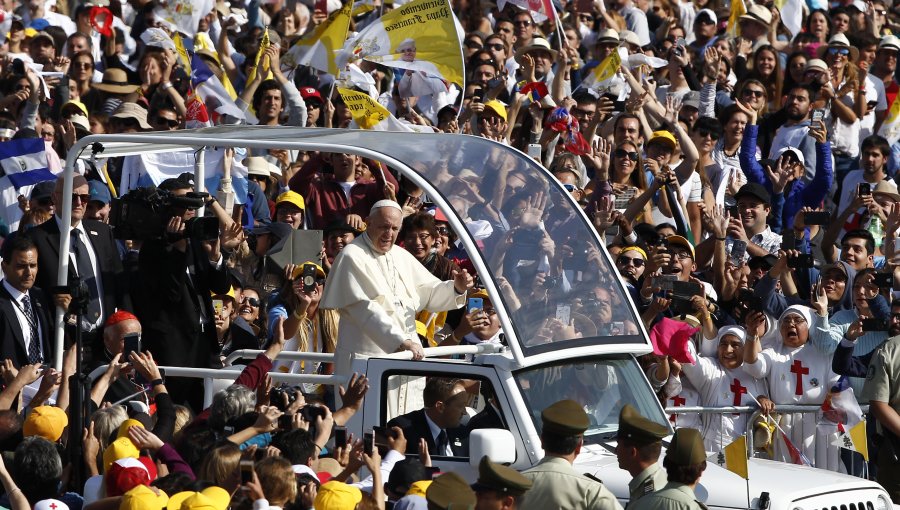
224, 350, 336, 365
665, 404, 869, 414
384, 343, 506, 360
87, 365, 349, 386
666, 403, 869, 463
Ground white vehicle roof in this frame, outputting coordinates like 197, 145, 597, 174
60, 127, 653, 369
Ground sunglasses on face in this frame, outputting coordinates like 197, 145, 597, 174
465, 40, 483, 49
614, 149, 639, 161
71, 193, 91, 203
154, 117, 179, 127
486, 43, 505, 51
514, 20, 532, 26
617, 255, 646, 267
562, 183, 578, 192
828, 47, 850, 56
241, 296, 261, 307
697, 129, 720, 140
436, 226, 449, 235
742, 89, 765, 98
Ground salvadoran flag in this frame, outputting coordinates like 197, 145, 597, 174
0, 138, 60, 232
191, 54, 251, 123
119, 147, 251, 205
0, 138, 55, 189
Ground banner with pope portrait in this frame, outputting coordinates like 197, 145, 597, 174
343, 0, 464, 89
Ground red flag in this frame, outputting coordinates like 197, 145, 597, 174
649, 317, 698, 364
780, 430, 811, 466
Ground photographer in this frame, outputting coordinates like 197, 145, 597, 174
132, 175, 238, 408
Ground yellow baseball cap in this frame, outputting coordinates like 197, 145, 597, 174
117, 418, 146, 439
103, 437, 141, 472
648, 130, 677, 150
275, 191, 305, 211
24, 406, 68, 442
120, 485, 169, 510
290, 262, 326, 280
313, 481, 362, 510
483, 100, 508, 122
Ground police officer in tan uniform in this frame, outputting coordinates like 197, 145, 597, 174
630, 428, 708, 510
862, 332, 900, 503
520, 399, 624, 510
427, 471, 477, 510
616, 404, 670, 508
471, 455, 533, 510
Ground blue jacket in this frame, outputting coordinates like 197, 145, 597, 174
741, 124, 833, 229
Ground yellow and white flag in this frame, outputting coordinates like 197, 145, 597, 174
727, 0, 747, 37
173, 32, 192, 76
247, 28, 274, 84
342, 0, 464, 88
723, 435, 749, 479
154, 0, 213, 35
282, 2, 351, 76
338, 87, 428, 132
581, 46, 624, 90
881, 95, 900, 144
832, 421, 869, 461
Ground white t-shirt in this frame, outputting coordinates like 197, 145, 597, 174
860, 74, 888, 142
838, 170, 897, 214
829, 79, 861, 158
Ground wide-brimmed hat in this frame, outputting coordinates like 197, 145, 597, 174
873, 180, 900, 202
112, 102, 152, 130
817, 33, 859, 62
92, 68, 140, 94
595, 28, 620, 45
879, 35, 900, 53
739, 4, 772, 27
515, 37, 558, 64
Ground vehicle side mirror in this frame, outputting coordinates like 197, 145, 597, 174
468, 429, 516, 466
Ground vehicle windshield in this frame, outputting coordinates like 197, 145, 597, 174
382, 134, 644, 356
514, 356, 669, 442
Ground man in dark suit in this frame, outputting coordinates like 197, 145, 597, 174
26, 175, 130, 364
387, 377, 469, 457
0, 236, 53, 367
467, 383, 505, 432
132, 174, 232, 409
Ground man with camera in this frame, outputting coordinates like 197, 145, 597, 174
27, 175, 130, 365
132, 175, 237, 408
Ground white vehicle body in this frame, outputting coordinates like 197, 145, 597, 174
61, 127, 897, 510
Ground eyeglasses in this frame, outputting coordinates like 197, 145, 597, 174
75, 62, 93, 69
241, 296, 261, 307
578, 13, 594, 21
572, 107, 596, 118
71, 193, 91, 203
464, 40, 483, 49
617, 255, 645, 267
514, 20, 532, 26
436, 226, 449, 235
742, 89, 765, 98
827, 47, 850, 56
562, 183, 578, 192
405, 233, 432, 243
614, 149, 639, 161
673, 250, 693, 260
782, 316, 807, 325
486, 43, 505, 51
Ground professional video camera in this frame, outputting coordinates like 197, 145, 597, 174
109, 186, 220, 241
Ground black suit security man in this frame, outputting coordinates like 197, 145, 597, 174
0, 236, 53, 367
26, 175, 129, 364
388, 377, 469, 456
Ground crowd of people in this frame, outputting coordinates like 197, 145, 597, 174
0, 0, 899, 507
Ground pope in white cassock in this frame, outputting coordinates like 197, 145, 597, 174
321, 199, 473, 375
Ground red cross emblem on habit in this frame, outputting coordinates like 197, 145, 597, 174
730, 378, 747, 406
669, 395, 686, 423
791, 359, 809, 396
50, 504, 58, 510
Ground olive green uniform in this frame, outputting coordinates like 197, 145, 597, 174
520, 457, 624, 510
627, 482, 707, 510
861, 335, 900, 503
626, 463, 668, 509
